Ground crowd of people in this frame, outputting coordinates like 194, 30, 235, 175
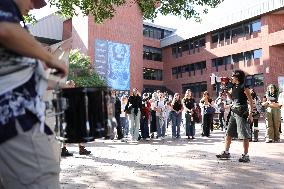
110, 70, 283, 163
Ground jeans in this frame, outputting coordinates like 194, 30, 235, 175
140, 116, 150, 139
171, 111, 182, 138
185, 112, 195, 136
129, 110, 141, 141
157, 117, 166, 137
120, 117, 129, 137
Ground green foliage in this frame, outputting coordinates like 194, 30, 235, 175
43, 0, 223, 23
68, 50, 106, 87
139, 0, 224, 22
24, 13, 37, 24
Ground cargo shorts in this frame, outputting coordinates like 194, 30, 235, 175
226, 111, 251, 139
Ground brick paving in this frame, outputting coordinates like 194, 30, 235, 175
60, 122, 284, 189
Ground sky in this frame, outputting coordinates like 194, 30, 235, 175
31, 0, 267, 32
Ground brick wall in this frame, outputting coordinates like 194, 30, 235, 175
88, 1, 143, 92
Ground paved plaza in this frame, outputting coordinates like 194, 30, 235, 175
60, 122, 284, 189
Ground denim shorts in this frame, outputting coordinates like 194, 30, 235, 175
226, 111, 251, 139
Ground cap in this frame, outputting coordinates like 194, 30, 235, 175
32, 0, 47, 9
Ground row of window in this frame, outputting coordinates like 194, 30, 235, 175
171, 36, 206, 58
212, 49, 262, 71
143, 25, 173, 40
172, 61, 206, 79
143, 46, 162, 61
246, 74, 264, 87
211, 19, 261, 43
182, 82, 208, 98
143, 68, 163, 81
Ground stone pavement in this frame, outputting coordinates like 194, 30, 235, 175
60, 122, 284, 189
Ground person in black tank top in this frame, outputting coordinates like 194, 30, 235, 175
182, 89, 196, 139
216, 70, 253, 163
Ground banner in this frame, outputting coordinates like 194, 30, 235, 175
94, 40, 130, 90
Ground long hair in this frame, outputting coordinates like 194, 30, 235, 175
232, 70, 245, 84
266, 84, 279, 96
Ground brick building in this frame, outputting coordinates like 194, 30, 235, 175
30, 0, 284, 99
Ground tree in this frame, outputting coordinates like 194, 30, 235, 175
68, 50, 106, 87
47, 0, 223, 23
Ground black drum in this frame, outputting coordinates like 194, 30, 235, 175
60, 87, 116, 143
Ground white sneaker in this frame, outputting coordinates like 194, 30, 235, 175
265, 138, 273, 143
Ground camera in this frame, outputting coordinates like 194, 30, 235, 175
220, 77, 233, 91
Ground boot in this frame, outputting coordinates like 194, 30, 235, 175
253, 130, 259, 142
79, 145, 91, 155
61, 147, 73, 157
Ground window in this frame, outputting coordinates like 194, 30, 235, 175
251, 19, 261, 32
199, 37, 206, 47
172, 47, 177, 56
182, 82, 207, 98
172, 67, 177, 75
212, 33, 219, 43
245, 75, 253, 86
143, 68, 163, 80
143, 25, 173, 39
219, 31, 225, 41
232, 25, 244, 37
244, 23, 250, 34
244, 51, 252, 61
216, 57, 224, 66
164, 30, 173, 38
225, 29, 231, 39
232, 53, 244, 63
143, 46, 162, 61
254, 74, 264, 87
182, 42, 189, 52
189, 41, 194, 50
253, 49, 262, 59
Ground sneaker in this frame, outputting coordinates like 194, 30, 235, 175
79, 146, 91, 155
61, 147, 73, 157
265, 138, 273, 143
238, 154, 250, 163
216, 151, 231, 159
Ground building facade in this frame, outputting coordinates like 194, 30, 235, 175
31, 0, 284, 99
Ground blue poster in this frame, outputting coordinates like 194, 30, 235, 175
94, 40, 130, 90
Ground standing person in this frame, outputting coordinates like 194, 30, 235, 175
125, 88, 142, 141
149, 92, 158, 138
200, 91, 214, 137
140, 93, 151, 140
120, 95, 129, 138
262, 84, 281, 143
171, 93, 183, 138
156, 92, 167, 139
111, 90, 124, 140
182, 89, 197, 139
0, 0, 68, 188
216, 70, 253, 163
249, 89, 262, 142
215, 92, 226, 131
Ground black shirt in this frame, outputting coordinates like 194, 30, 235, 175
172, 100, 182, 111
183, 98, 195, 111
231, 84, 248, 105
126, 95, 142, 115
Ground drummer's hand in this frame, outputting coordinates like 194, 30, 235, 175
46, 56, 68, 78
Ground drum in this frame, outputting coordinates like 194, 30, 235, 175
60, 87, 116, 143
